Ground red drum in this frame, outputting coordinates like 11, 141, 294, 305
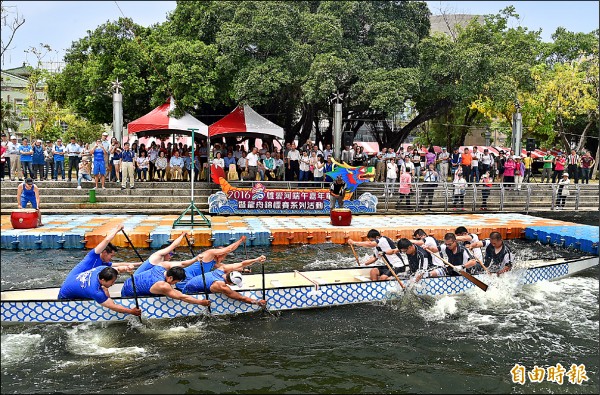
331, 208, 352, 226
11, 209, 39, 229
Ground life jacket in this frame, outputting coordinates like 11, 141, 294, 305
484, 242, 512, 272
406, 245, 432, 274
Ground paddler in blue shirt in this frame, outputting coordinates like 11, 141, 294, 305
134, 231, 202, 274
120, 262, 211, 308
180, 255, 267, 306
176, 235, 247, 291
58, 224, 141, 317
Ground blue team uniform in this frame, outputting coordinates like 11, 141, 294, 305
58, 250, 113, 302
20, 183, 37, 209
134, 258, 153, 274
93, 148, 106, 175
175, 259, 216, 292
182, 269, 225, 294
121, 265, 166, 297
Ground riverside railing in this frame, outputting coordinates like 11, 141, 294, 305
222, 180, 598, 213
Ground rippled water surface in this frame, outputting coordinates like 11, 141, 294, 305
1, 240, 598, 394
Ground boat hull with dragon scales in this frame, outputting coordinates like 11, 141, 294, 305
1, 256, 597, 324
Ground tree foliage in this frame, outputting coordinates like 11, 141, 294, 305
45, 1, 599, 153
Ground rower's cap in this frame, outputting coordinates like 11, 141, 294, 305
562, 172, 569, 177
25, 177, 33, 185
229, 271, 243, 287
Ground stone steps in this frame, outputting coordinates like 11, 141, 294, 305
1, 180, 597, 215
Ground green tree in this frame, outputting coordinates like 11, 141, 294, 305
1, 99, 20, 135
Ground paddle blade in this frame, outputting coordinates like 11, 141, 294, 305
459, 270, 488, 292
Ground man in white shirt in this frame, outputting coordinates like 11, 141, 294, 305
348, 229, 409, 281
7, 135, 22, 181
323, 144, 333, 161
438, 147, 450, 182
341, 146, 354, 165
480, 149, 494, 176
66, 136, 82, 182
286, 143, 300, 181
237, 152, 248, 180
246, 147, 260, 181
169, 150, 184, 180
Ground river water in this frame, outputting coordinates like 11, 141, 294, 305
1, 240, 598, 394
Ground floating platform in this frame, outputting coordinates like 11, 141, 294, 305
524, 225, 599, 255
0, 213, 597, 255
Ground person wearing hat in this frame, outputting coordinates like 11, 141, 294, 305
178, 255, 267, 306
44, 140, 54, 180
77, 157, 93, 189
17, 177, 43, 226
329, 174, 347, 210
556, 172, 570, 209
7, 135, 22, 181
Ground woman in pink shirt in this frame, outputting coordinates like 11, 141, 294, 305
553, 153, 566, 183
503, 156, 516, 188
397, 168, 412, 209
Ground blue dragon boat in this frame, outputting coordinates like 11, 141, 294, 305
1, 256, 597, 324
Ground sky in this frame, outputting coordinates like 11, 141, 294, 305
1, 1, 599, 70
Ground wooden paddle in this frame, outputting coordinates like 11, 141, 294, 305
376, 247, 406, 290
350, 243, 360, 266
120, 229, 142, 322
430, 251, 488, 292
261, 260, 268, 311
184, 234, 211, 314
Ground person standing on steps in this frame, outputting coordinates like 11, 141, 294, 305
90, 138, 108, 189
120, 142, 136, 190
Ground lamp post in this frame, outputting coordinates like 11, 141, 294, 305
512, 100, 523, 155
484, 127, 491, 147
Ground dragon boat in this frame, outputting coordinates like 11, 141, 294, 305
1, 256, 597, 324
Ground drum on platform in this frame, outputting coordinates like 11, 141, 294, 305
11, 209, 39, 229
331, 208, 352, 226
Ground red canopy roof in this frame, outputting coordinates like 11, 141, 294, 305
127, 97, 208, 137
208, 104, 284, 139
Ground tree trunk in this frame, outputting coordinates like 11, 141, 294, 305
389, 99, 452, 150
576, 118, 593, 152
592, 143, 600, 180
296, 103, 314, 148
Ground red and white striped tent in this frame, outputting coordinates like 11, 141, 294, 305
127, 97, 208, 138
208, 104, 284, 140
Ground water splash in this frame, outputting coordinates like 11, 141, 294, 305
65, 324, 145, 357
0, 333, 43, 365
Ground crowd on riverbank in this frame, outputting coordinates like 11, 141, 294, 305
2, 133, 596, 191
